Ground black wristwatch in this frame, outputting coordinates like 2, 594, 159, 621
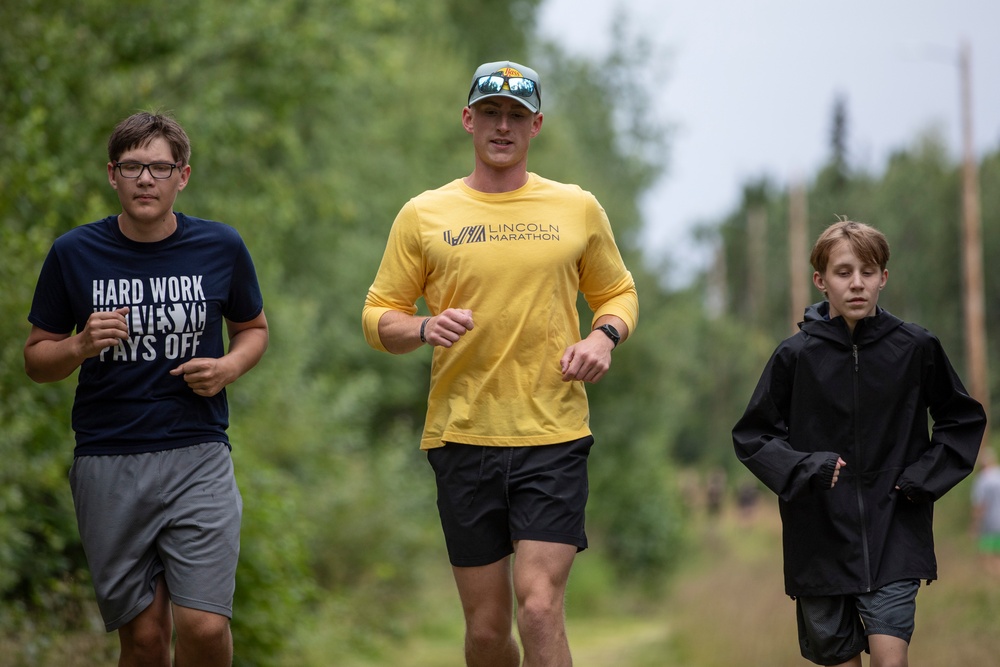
594, 323, 620, 348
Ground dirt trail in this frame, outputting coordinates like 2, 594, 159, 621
351, 493, 1000, 666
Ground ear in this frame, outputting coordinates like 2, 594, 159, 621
879, 268, 888, 289
107, 162, 119, 189
812, 271, 826, 293
177, 163, 191, 191
462, 106, 474, 135
529, 111, 543, 138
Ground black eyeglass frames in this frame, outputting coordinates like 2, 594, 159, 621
113, 161, 182, 179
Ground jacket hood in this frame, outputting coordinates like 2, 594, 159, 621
798, 301, 904, 346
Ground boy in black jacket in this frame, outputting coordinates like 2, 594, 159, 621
733, 220, 985, 666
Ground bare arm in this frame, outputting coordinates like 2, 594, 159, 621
24, 307, 130, 383
377, 308, 474, 354
972, 501, 985, 537
170, 311, 269, 397
559, 314, 630, 384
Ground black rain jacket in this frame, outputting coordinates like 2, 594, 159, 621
733, 302, 986, 597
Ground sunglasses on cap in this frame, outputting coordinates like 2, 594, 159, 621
470, 74, 539, 101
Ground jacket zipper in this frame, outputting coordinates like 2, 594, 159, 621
853, 343, 873, 592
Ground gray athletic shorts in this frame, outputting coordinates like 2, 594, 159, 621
795, 579, 920, 665
69, 442, 242, 631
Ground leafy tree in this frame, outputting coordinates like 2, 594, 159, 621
828, 92, 850, 189
703, 129, 999, 481
2, 0, 683, 662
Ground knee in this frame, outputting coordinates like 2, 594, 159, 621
465, 614, 513, 652
517, 593, 564, 630
119, 618, 171, 664
174, 609, 231, 648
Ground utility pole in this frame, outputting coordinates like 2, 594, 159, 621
959, 40, 991, 442
706, 237, 727, 319
788, 182, 809, 334
746, 206, 766, 322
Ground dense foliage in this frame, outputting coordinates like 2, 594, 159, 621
711, 126, 1000, 407
3, 1, 997, 664
0, 1, 687, 663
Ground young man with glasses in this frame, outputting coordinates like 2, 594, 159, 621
363, 60, 638, 666
24, 112, 268, 666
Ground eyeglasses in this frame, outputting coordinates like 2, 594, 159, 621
114, 161, 182, 179
471, 74, 539, 101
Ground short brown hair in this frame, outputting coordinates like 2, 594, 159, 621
810, 219, 890, 273
107, 112, 191, 165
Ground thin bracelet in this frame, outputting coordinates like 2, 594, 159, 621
419, 317, 431, 344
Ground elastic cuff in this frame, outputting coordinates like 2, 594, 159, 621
896, 478, 932, 503
812, 457, 839, 491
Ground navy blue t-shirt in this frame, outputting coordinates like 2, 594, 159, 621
28, 213, 264, 456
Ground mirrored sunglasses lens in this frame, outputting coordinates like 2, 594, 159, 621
507, 77, 535, 97
477, 75, 506, 94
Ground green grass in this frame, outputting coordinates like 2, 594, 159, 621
316, 481, 1000, 666
8, 480, 997, 666
654, 482, 1000, 666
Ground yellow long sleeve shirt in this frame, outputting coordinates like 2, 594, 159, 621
362, 173, 638, 450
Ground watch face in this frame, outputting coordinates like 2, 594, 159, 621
599, 324, 620, 345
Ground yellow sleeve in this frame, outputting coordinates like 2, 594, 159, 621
362, 200, 425, 352
579, 196, 638, 334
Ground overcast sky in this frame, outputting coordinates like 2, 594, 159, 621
537, 0, 1000, 281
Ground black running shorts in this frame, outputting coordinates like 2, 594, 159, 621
426, 436, 593, 567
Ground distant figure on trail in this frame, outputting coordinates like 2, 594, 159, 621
732, 219, 985, 666
362, 59, 637, 666
972, 447, 1000, 576
736, 479, 760, 522
24, 112, 268, 666
705, 467, 727, 516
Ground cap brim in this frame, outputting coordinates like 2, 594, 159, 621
468, 91, 539, 113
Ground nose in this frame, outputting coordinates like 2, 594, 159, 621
136, 165, 157, 183
496, 112, 512, 131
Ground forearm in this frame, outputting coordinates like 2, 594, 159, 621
25, 309, 131, 383
589, 279, 638, 337
972, 506, 984, 535
591, 314, 630, 346
24, 335, 88, 383
223, 320, 269, 382
377, 310, 426, 354
377, 308, 474, 353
